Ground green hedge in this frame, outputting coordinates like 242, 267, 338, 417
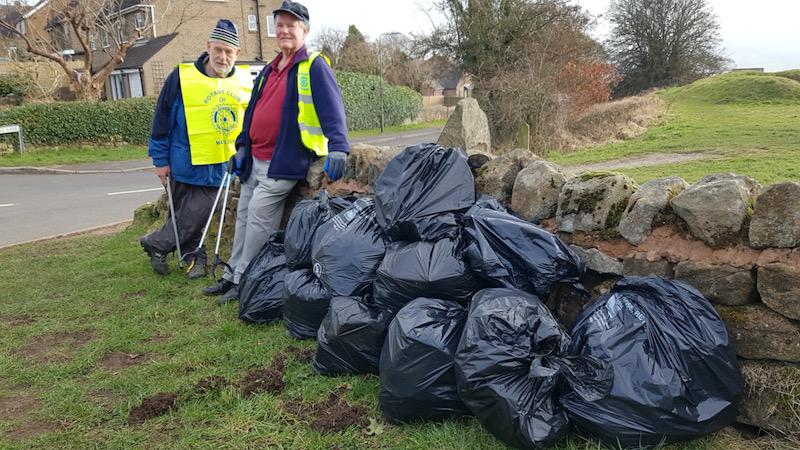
0, 73, 33, 103
0, 98, 156, 146
335, 70, 422, 130
0, 71, 421, 147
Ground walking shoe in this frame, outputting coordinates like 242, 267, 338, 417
140, 236, 169, 275
202, 278, 234, 296
217, 284, 239, 306
186, 248, 208, 280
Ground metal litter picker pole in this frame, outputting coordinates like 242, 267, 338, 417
211, 172, 233, 278
165, 176, 184, 267
183, 171, 229, 269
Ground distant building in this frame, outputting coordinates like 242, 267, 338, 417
731, 67, 765, 72
421, 55, 471, 99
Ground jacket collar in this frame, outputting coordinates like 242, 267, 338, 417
269, 45, 309, 70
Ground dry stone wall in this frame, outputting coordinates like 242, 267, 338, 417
301, 145, 800, 437
133, 142, 800, 437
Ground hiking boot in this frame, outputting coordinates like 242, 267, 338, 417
186, 248, 208, 280
217, 284, 239, 306
140, 236, 168, 275
202, 278, 234, 296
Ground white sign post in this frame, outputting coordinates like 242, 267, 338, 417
0, 124, 24, 154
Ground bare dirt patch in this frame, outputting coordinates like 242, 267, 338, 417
0, 315, 35, 327
241, 353, 287, 397
17, 331, 94, 363
128, 392, 178, 425
4, 420, 61, 441
193, 376, 228, 394
99, 352, 148, 371
285, 345, 315, 363
282, 387, 369, 433
0, 394, 39, 421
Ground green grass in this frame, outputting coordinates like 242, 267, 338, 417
349, 119, 446, 138
0, 145, 147, 167
0, 223, 750, 449
0, 120, 446, 168
548, 72, 800, 185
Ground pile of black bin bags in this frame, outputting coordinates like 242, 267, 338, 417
235, 143, 744, 449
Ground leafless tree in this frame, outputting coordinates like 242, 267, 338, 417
0, 0, 158, 100
310, 26, 346, 68
416, 0, 613, 151
607, 0, 728, 95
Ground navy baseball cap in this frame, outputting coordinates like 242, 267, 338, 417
273, 1, 309, 24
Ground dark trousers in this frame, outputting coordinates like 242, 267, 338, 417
145, 179, 217, 254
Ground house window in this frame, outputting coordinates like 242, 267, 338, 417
15, 20, 26, 34
90, 38, 96, 50
101, 29, 110, 47
134, 11, 146, 29
248, 14, 257, 32
63, 23, 70, 39
116, 23, 124, 42
266, 15, 275, 37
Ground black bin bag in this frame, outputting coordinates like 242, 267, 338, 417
313, 296, 391, 375
379, 298, 471, 423
374, 144, 475, 241
561, 277, 744, 448
282, 269, 332, 340
372, 238, 484, 314
284, 190, 352, 270
238, 232, 288, 325
463, 203, 586, 298
312, 198, 388, 296
455, 288, 612, 450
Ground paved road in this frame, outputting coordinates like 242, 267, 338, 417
0, 127, 443, 248
351, 128, 442, 149
0, 172, 162, 248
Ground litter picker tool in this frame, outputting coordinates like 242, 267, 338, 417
164, 176, 184, 267
183, 171, 229, 271
210, 172, 234, 278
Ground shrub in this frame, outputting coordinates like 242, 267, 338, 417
0, 97, 156, 146
0, 73, 34, 104
335, 70, 422, 130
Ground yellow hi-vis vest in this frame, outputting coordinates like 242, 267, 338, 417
296, 52, 330, 157
179, 63, 252, 165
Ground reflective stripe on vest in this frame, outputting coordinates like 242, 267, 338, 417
296, 52, 330, 157
179, 63, 253, 165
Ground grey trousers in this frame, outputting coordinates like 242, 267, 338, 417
145, 179, 217, 254
224, 158, 297, 284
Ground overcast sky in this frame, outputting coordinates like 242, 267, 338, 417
301, 0, 800, 72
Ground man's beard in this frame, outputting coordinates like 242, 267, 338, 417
212, 62, 231, 76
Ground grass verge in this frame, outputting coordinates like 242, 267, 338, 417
349, 120, 446, 138
0, 222, 779, 449
0, 120, 446, 168
0, 145, 147, 168
548, 73, 800, 185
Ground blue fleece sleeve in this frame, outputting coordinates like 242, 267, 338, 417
310, 58, 351, 153
147, 69, 179, 167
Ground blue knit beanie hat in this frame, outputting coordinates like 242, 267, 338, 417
209, 19, 240, 48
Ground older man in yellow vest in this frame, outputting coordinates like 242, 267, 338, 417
203, 1, 351, 304
140, 19, 252, 278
